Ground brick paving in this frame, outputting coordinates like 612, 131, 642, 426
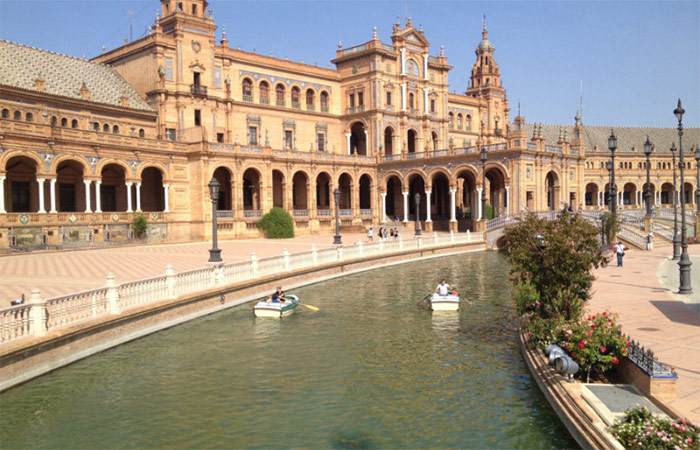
588, 245, 700, 422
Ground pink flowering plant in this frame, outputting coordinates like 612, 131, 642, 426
523, 315, 563, 350
555, 311, 628, 382
610, 406, 700, 449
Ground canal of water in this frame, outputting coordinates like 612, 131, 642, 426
0, 251, 577, 449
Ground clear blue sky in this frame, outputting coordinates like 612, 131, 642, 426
1, 0, 698, 129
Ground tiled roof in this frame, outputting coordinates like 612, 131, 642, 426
0, 40, 152, 112
530, 123, 700, 154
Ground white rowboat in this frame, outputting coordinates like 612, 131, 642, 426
254, 295, 300, 318
430, 293, 461, 311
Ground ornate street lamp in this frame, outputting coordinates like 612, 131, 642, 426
608, 130, 617, 215
414, 192, 422, 236
606, 160, 613, 208
207, 177, 222, 263
480, 147, 487, 220
675, 99, 692, 294
333, 188, 342, 245
644, 136, 653, 217
694, 145, 700, 215
671, 142, 680, 260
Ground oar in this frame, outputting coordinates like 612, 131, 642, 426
249, 298, 264, 306
300, 303, 319, 312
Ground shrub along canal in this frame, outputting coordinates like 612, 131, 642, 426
1, 251, 577, 449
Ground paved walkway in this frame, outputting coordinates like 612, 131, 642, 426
0, 233, 365, 302
588, 244, 700, 422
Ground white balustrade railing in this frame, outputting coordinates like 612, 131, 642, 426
618, 225, 647, 249
0, 232, 483, 345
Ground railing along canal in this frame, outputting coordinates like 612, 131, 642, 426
0, 232, 481, 345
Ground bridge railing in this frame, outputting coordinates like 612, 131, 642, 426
0, 232, 483, 346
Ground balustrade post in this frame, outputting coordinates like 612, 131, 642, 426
311, 244, 318, 265
215, 264, 224, 286
434, 231, 439, 245
399, 236, 403, 250
106, 274, 120, 315
450, 230, 455, 244
358, 240, 364, 257
379, 239, 384, 252
418, 237, 423, 248
251, 252, 259, 278
467, 230, 471, 242
337, 246, 344, 261
283, 248, 290, 271
165, 264, 177, 299
29, 289, 47, 337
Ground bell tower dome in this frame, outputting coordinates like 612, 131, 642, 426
466, 17, 503, 97
161, 0, 209, 20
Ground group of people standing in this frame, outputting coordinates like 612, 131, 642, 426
367, 227, 399, 242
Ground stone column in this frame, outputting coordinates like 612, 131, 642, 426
380, 192, 387, 223
163, 184, 170, 213
364, 129, 369, 155
126, 182, 133, 213
422, 53, 429, 80
95, 180, 102, 213
400, 48, 406, 75
402, 191, 409, 223
84, 180, 92, 213
401, 83, 407, 111
476, 187, 483, 220
505, 186, 510, 215
49, 178, 57, 213
425, 190, 432, 223
136, 182, 142, 212
0, 176, 5, 213
37, 178, 46, 213
346, 133, 351, 155
423, 87, 429, 114
450, 189, 457, 222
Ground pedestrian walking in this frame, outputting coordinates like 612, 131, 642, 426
613, 241, 625, 267
646, 233, 653, 250
367, 227, 373, 242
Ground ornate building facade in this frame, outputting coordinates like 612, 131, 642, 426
0, 0, 698, 250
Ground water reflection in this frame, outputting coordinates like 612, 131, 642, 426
0, 251, 577, 449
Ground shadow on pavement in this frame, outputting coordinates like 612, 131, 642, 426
650, 300, 700, 326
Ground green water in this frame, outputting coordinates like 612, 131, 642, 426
0, 252, 577, 449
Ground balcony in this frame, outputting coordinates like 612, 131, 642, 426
242, 95, 253, 102
190, 84, 207, 96
260, 98, 270, 105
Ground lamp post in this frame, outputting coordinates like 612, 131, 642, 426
671, 142, 680, 260
608, 130, 617, 215
480, 147, 487, 220
694, 145, 700, 215
333, 188, 342, 245
606, 160, 612, 209
644, 136, 653, 217
414, 192, 422, 236
675, 99, 692, 294
207, 177, 222, 263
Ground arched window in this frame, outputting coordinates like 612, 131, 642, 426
113, 125, 119, 134
103, 124, 110, 133
51, 116, 58, 126
13, 111, 21, 120
291, 87, 300, 107
139, 128, 145, 138
275, 84, 285, 106
457, 114, 462, 130
25, 112, 33, 122
93, 122, 99, 131
306, 89, 315, 110
320, 91, 329, 112
242, 78, 253, 100
1, 109, 8, 119
259, 81, 269, 104
71, 119, 78, 128
61, 117, 68, 127
408, 93, 415, 110
466, 115, 472, 131
448, 112, 454, 129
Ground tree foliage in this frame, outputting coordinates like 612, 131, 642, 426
601, 212, 621, 245
132, 213, 148, 239
258, 207, 295, 238
504, 211, 607, 321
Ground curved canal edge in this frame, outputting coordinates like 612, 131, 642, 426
0, 240, 484, 392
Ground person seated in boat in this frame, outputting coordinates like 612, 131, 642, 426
267, 286, 287, 303
434, 279, 453, 296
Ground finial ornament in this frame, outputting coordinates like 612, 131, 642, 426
373, 26, 378, 40
439, 45, 445, 57
338, 40, 343, 49
483, 14, 487, 31
222, 26, 227, 40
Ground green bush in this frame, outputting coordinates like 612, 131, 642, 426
524, 315, 563, 350
258, 207, 294, 238
610, 405, 700, 449
514, 281, 540, 316
486, 204, 494, 220
504, 211, 607, 321
132, 213, 148, 239
601, 212, 620, 245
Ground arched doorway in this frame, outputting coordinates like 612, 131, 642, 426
338, 173, 352, 210
385, 175, 403, 220
359, 174, 371, 210
242, 168, 261, 211
350, 122, 366, 155
292, 171, 308, 211
408, 174, 426, 220
456, 169, 477, 220
545, 171, 560, 211
141, 167, 166, 212
642, 182, 656, 208
56, 160, 85, 212
431, 131, 439, 152
407, 129, 417, 154
100, 164, 127, 212
585, 183, 599, 207
661, 182, 674, 206
431, 172, 450, 220
384, 127, 394, 156
316, 172, 331, 211
623, 182, 637, 206
486, 167, 507, 217
272, 170, 285, 208
4, 156, 39, 212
